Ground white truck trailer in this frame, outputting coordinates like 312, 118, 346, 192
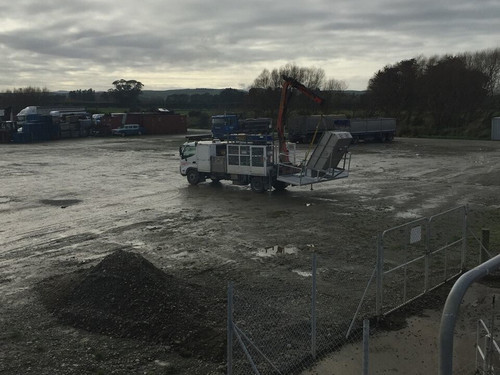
179, 131, 352, 193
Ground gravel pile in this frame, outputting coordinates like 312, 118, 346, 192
37, 250, 226, 361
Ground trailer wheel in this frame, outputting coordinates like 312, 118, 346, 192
186, 169, 200, 185
250, 177, 265, 193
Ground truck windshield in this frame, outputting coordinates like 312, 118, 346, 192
212, 118, 226, 127
180, 144, 196, 159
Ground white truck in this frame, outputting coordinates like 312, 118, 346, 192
179, 131, 352, 193
179, 75, 353, 193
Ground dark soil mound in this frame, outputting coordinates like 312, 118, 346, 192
37, 250, 225, 362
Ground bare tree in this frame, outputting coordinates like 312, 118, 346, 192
322, 78, 348, 91
0, 87, 55, 115
462, 48, 500, 95
251, 64, 327, 90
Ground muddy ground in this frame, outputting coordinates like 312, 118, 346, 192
1, 132, 499, 374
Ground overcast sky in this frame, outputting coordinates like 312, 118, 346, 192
1, 0, 499, 92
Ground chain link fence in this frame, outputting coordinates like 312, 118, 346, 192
227, 253, 372, 375
226, 205, 493, 375
376, 206, 468, 316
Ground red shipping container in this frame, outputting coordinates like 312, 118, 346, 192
125, 113, 187, 135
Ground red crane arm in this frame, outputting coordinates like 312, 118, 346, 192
276, 75, 324, 161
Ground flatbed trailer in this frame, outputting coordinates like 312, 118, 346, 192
288, 116, 396, 143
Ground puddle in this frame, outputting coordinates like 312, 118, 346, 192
395, 211, 422, 219
168, 251, 190, 259
130, 241, 146, 249
292, 270, 312, 277
258, 245, 299, 256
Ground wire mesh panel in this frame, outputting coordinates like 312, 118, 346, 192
428, 206, 467, 288
379, 217, 429, 314
230, 277, 313, 374
377, 207, 468, 315
314, 258, 376, 358
228, 254, 377, 375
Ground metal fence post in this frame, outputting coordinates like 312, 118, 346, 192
461, 205, 468, 269
362, 319, 370, 375
424, 218, 430, 291
486, 295, 496, 372
227, 282, 233, 375
311, 253, 317, 360
376, 234, 383, 316
480, 228, 490, 264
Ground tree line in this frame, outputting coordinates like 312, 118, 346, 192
1, 48, 499, 138
366, 49, 500, 137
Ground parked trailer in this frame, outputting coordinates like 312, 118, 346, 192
288, 115, 396, 143
14, 106, 91, 142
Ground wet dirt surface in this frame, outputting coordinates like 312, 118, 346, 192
1, 133, 500, 374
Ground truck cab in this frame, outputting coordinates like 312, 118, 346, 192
211, 115, 239, 139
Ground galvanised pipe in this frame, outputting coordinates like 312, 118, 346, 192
439, 254, 500, 375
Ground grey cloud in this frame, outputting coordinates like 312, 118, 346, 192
0, 0, 499, 91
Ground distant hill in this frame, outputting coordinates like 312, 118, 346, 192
51, 88, 363, 98
141, 88, 234, 100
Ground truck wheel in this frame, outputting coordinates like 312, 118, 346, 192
272, 180, 288, 192
250, 177, 265, 193
186, 169, 200, 185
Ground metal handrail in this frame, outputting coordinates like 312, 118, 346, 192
439, 254, 500, 375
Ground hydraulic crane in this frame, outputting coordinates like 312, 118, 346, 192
276, 75, 324, 161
